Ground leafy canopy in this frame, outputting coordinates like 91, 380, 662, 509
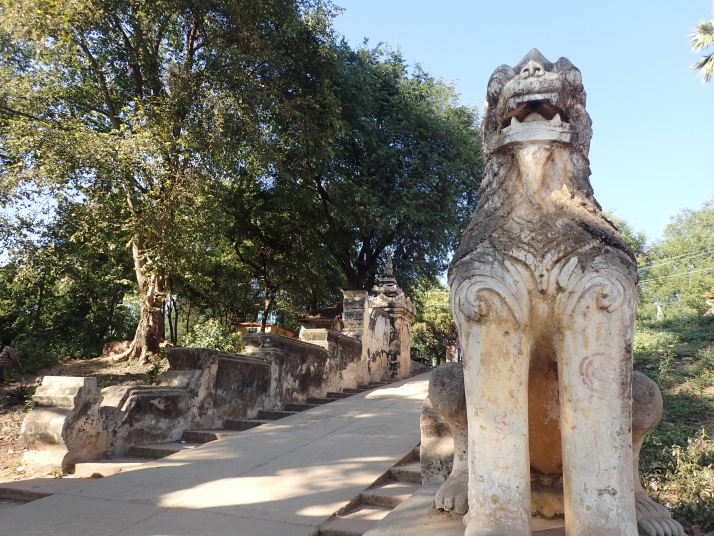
640, 197, 714, 315
310, 44, 482, 291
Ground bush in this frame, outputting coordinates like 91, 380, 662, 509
665, 433, 714, 531
635, 312, 714, 530
180, 319, 243, 353
12, 335, 71, 373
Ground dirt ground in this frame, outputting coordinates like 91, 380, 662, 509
0, 357, 154, 483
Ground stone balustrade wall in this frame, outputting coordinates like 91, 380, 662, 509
22, 329, 373, 469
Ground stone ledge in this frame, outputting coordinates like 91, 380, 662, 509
363, 483, 565, 536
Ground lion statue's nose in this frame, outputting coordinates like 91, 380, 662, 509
520, 60, 545, 78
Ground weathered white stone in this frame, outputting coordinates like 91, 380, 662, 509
154, 369, 201, 389
423, 365, 683, 535
368, 254, 416, 379
438, 49, 682, 536
21, 376, 104, 472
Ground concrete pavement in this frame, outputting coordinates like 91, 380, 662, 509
0, 372, 430, 536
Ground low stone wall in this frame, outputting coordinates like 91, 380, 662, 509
22, 331, 379, 469
159, 347, 273, 426
102, 385, 196, 457
243, 331, 367, 407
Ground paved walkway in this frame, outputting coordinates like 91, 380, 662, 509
0, 372, 430, 536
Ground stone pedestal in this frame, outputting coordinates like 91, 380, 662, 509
369, 272, 416, 379
342, 290, 369, 341
21, 376, 104, 471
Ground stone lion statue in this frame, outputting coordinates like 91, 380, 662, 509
428, 49, 683, 536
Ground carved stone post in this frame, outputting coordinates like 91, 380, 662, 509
369, 255, 416, 379
342, 290, 369, 341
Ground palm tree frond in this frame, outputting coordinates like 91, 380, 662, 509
690, 21, 714, 50
689, 19, 714, 82
692, 53, 714, 83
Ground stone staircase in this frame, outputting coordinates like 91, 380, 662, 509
317, 446, 422, 536
72, 380, 400, 476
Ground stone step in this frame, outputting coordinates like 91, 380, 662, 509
325, 392, 352, 399
282, 403, 322, 412
307, 397, 341, 404
31, 393, 78, 409
181, 429, 243, 443
223, 419, 272, 431
72, 458, 149, 478
360, 481, 421, 509
0, 476, 87, 502
342, 388, 371, 394
388, 462, 421, 484
318, 504, 391, 536
126, 442, 200, 459
257, 409, 297, 420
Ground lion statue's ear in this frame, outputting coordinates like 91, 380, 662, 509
554, 57, 583, 89
486, 64, 515, 105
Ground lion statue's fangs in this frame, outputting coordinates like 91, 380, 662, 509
426, 49, 685, 536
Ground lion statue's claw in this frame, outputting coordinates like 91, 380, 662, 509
635, 492, 684, 536
434, 471, 469, 515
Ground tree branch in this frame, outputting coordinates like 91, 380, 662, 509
74, 34, 121, 130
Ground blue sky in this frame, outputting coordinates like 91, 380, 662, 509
332, 0, 714, 243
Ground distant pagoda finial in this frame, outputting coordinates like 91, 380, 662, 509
385, 249, 394, 276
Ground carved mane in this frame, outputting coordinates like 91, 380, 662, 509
450, 49, 632, 273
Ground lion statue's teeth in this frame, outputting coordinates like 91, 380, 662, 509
523, 112, 546, 122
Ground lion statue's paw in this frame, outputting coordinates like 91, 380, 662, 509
635, 492, 684, 536
434, 471, 469, 515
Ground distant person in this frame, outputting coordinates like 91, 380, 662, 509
332, 315, 344, 333
455, 337, 461, 362
0, 338, 21, 384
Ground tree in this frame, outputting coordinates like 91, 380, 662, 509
606, 213, 648, 261
640, 198, 714, 315
307, 44, 482, 291
226, 176, 344, 332
0, 198, 136, 368
411, 283, 455, 365
690, 17, 714, 82
0, 0, 338, 362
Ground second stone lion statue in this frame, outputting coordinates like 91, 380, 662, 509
429, 49, 683, 536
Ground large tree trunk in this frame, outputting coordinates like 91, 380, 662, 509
114, 238, 166, 364
260, 293, 274, 333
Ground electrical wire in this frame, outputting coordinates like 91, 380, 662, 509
639, 247, 714, 272
640, 266, 714, 283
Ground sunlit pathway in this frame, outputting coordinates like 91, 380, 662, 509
0, 372, 430, 536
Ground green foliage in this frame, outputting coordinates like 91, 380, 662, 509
649, 432, 714, 531
226, 175, 345, 328
0, 0, 340, 360
0, 197, 137, 366
411, 283, 455, 365
180, 318, 243, 354
312, 44, 482, 291
635, 313, 714, 529
640, 198, 714, 316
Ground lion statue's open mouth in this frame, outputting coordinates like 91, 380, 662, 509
482, 48, 591, 153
